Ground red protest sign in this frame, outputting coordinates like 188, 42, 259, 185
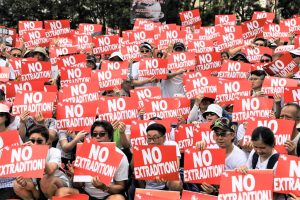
101, 60, 129, 78
130, 87, 161, 108
196, 123, 218, 148
0, 130, 20, 149
252, 11, 275, 22
215, 26, 244, 52
0, 67, 10, 82
218, 170, 273, 200
187, 39, 214, 54
133, 145, 179, 181
215, 14, 236, 26
44, 19, 71, 38
295, 35, 300, 48
179, 9, 201, 27
167, 52, 195, 71
52, 194, 89, 200
133, 19, 155, 31
263, 53, 298, 77
175, 124, 202, 151
181, 190, 218, 200
274, 155, 300, 196
56, 54, 87, 69
183, 76, 218, 99
97, 96, 139, 123
135, 188, 180, 200
12, 91, 57, 118
8, 57, 37, 78
217, 61, 251, 79
263, 22, 290, 41
18, 21, 43, 35
0, 145, 48, 178
241, 19, 266, 40
262, 76, 298, 96
22, 29, 49, 48
274, 45, 295, 55
6, 79, 46, 99
91, 69, 123, 90
59, 82, 99, 103
21, 61, 52, 81
130, 119, 173, 147
127, 30, 154, 44
56, 101, 97, 131
60, 67, 91, 86
157, 30, 185, 50
138, 58, 168, 79
49, 37, 73, 48
242, 46, 273, 63
184, 148, 225, 184
216, 79, 252, 105
74, 139, 123, 185
49, 47, 78, 58
73, 34, 92, 50
120, 43, 141, 61
199, 26, 220, 41
78, 23, 102, 35
232, 97, 273, 122
280, 17, 300, 35
195, 52, 222, 71
243, 118, 294, 154
284, 87, 300, 105
92, 35, 120, 55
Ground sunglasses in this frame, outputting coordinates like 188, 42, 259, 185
12, 54, 21, 58
92, 131, 108, 138
206, 112, 217, 117
140, 50, 151, 54
260, 59, 271, 63
214, 130, 230, 137
0, 112, 6, 117
29, 139, 44, 144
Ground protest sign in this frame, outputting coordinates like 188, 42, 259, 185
91, 69, 124, 91
92, 35, 120, 55
181, 190, 218, 200
175, 124, 202, 151
195, 52, 222, 71
179, 9, 201, 27
217, 61, 251, 79
284, 87, 300, 105
261, 76, 298, 96
167, 52, 196, 71
0, 130, 20, 149
21, 61, 52, 81
135, 188, 180, 200
138, 58, 168, 79
44, 19, 71, 38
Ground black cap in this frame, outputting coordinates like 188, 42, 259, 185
173, 42, 185, 51
86, 55, 96, 64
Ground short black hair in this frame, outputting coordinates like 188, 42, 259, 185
28, 125, 49, 142
251, 126, 275, 147
146, 123, 166, 136
91, 120, 114, 141
250, 70, 267, 78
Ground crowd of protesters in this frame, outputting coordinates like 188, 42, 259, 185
0, 9, 300, 200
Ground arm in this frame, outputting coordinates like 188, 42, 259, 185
166, 69, 185, 79
44, 162, 58, 176
59, 131, 87, 152
131, 76, 157, 87
187, 104, 200, 123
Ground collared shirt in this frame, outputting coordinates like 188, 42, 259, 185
0, 178, 15, 189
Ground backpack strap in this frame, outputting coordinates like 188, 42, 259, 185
266, 153, 279, 169
252, 152, 259, 169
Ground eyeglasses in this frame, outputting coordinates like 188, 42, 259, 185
92, 131, 108, 138
140, 50, 151, 54
29, 139, 44, 144
12, 54, 21, 58
260, 59, 271, 63
146, 135, 163, 143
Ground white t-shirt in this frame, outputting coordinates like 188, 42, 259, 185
161, 74, 185, 98
84, 148, 129, 199
225, 145, 248, 170
246, 149, 278, 170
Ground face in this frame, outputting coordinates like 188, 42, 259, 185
10, 49, 22, 58
280, 106, 299, 131
29, 133, 47, 145
254, 40, 265, 47
87, 61, 96, 69
146, 130, 165, 145
205, 112, 219, 124
252, 139, 273, 159
249, 74, 264, 91
199, 99, 211, 111
214, 129, 234, 149
92, 126, 111, 143
221, 53, 229, 61
260, 55, 272, 63
140, 47, 152, 58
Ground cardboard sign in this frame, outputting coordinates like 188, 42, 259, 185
0, 130, 20, 149
198, 26, 220, 41
12, 91, 57, 118
22, 29, 49, 48
157, 30, 185, 50
101, 60, 129, 78
252, 11, 275, 23
218, 61, 251, 79
18, 21, 43, 35
44, 19, 71, 38
73, 34, 92, 50
138, 58, 168, 79
195, 52, 222, 71
133, 19, 155, 31
274, 155, 300, 196
8, 57, 37, 78
262, 76, 298, 96
181, 190, 218, 200
142, 98, 190, 120
6, 79, 46, 99
21, 61, 52, 81
49, 47, 78, 58
195, 123, 218, 148
187, 39, 215, 54
232, 97, 273, 122
135, 188, 180, 200
274, 45, 295, 55
56, 101, 97, 131
216, 79, 252, 105
242, 118, 294, 154
175, 124, 202, 151
133, 145, 179, 181
263, 22, 290, 41
121, 43, 141, 61
179, 9, 201, 27
52, 194, 89, 200
60, 67, 91, 86
0, 145, 48, 178
284, 87, 300, 105
215, 26, 244, 52
130, 119, 173, 147
241, 19, 266, 40
49, 37, 73, 48
215, 14, 236, 26
183, 75, 218, 99
59, 82, 99, 103
97, 96, 139, 123
184, 148, 225, 184
91, 69, 124, 90
242, 46, 273, 63
263, 53, 298, 77
56, 54, 87, 69
167, 52, 195, 71
130, 87, 161, 108
127, 30, 154, 44
280, 17, 300, 35
218, 170, 273, 200
0, 67, 10, 82
78, 23, 102, 35
92, 35, 120, 55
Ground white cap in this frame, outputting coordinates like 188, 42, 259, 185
202, 104, 223, 118
109, 52, 124, 61
290, 48, 300, 56
0, 103, 10, 113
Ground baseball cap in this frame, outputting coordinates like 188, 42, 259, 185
210, 117, 235, 132
109, 52, 124, 61
230, 52, 250, 63
140, 42, 153, 51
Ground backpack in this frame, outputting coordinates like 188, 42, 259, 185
252, 152, 279, 169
